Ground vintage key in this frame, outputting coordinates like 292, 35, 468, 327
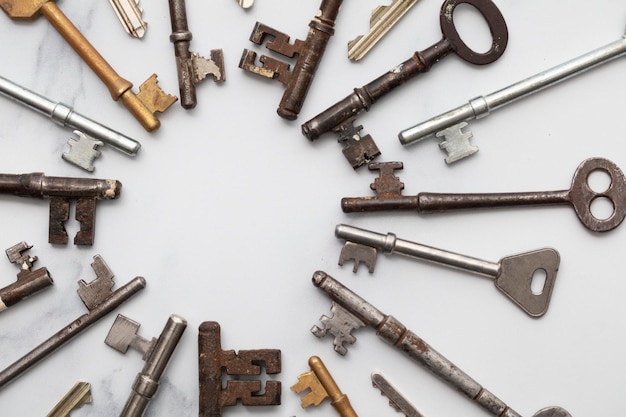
291, 355, 358, 417
109, 0, 147, 38
341, 158, 626, 232
105, 314, 187, 417
399, 26, 626, 163
0, 172, 122, 245
0, 75, 141, 171
239, 0, 343, 120
1, 0, 177, 131
46, 381, 92, 417
348, 0, 420, 61
169, 0, 225, 109
311, 271, 572, 417
371, 372, 425, 417
336, 224, 560, 317
1, 242, 53, 312
301, 0, 508, 169
0, 255, 146, 389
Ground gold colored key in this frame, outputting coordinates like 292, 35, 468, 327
291, 356, 358, 417
1, 0, 177, 131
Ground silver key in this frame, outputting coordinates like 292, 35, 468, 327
109, 0, 148, 38
398, 26, 626, 163
47, 381, 92, 417
348, 0, 420, 61
335, 224, 560, 317
62, 131, 103, 172
371, 372, 424, 417
236, 0, 254, 8
106, 314, 187, 417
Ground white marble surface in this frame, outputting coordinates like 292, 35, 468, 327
0, 0, 625, 415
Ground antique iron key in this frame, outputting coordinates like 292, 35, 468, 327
301, 0, 508, 169
311, 271, 572, 417
1, 0, 177, 131
0, 255, 146, 389
341, 159, 626, 232
0, 172, 122, 245
1, 242, 53, 312
105, 314, 187, 417
239, 0, 343, 120
336, 224, 560, 317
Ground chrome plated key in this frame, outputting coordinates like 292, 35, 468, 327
341, 158, 626, 232
348, 0, 420, 61
311, 271, 572, 417
109, 0, 147, 38
371, 372, 424, 417
336, 224, 560, 317
46, 381, 92, 417
398, 26, 626, 163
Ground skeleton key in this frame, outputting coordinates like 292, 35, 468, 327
336, 224, 560, 317
46, 381, 92, 417
109, 0, 147, 38
0, 172, 122, 245
301, 0, 508, 169
399, 26, 626, 163
0, 255, 146, 389
342, 158, 626, 232
348, 0, 421, 61
371, 372, 425, 417
198, 321, 282, 417
1, 242, 53, 312
0, 1, 177, 131
105, 314, 187, 417
169, 0, 225, 109
311, 271, 572, 417
239, 0, 343, 120
291, 355, 359, 417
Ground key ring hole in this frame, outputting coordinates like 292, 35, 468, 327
530, 268, 547, 296
448, 3, 496, 55
587, 168, 612, 193
590, 196, 615, 221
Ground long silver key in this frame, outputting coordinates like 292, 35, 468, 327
47, 381, 92, 417
336, 224, 560, 317
371, 372, 424, 417
398, 26, 626, 163
109, 0, 148, 38
348, 0, 420, 61
311, 271, 572, 417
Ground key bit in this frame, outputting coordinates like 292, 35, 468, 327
436, 122, 477, 164
237, 0, 254, 8
311, 302, 364, 356
0, 0, 176, 131
348, 0, 420, 61
62, 131, 103, 172
109, 0, 147, 38
292, 356, 358, 417
47, 381, 92, 417
371, 372, 424, 417
169, 0, 225, 109
106, 314, 187, 417
1, 241, 53, 312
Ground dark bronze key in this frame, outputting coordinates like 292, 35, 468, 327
301, 0, 508, 169
239, 0, 343, 120
341, 158, 626, 232
0, 173, 122, 245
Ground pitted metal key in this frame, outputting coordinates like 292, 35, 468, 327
342, 158, 626, 232
336, 224, 560, 317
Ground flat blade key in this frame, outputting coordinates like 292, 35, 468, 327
46, 381, 92, 417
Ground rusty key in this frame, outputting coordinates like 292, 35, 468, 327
301, 0, 508, 169
1, 0, 177, 131
341, 158, 626, 232
239, 0, 343, 120
0, 172, 121, 245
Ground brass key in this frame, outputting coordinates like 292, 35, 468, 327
1, 0, 177, 132
46, 381, 92, 417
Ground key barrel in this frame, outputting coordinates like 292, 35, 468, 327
169, 0, 197, 109
0, 173, 121, 199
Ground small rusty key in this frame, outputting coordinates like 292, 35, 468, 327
0, 172, 122, 245
0, 255, 146, 390
1, 242, 53, 312
169, 0, 225, 109
301, 0, 508, 169
239, 0, 343, 120
341, 158, 626, 232
1, 0, 177, 131
292, 355, 358, 417
311, 271, 572, 417
105, 314, 187, 417
46, 381, 92, 417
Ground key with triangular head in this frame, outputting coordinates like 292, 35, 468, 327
335, 224, 560, 317
46, 381, 92, 417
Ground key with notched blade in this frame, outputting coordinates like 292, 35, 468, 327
371, 372, 424, 417
109, 0, 147, 38
46, 381, 92, 417
335, 224, 560, 318
0, 255, 146, 390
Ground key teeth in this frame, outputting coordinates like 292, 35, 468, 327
435, 122, 478, 164
62, 131, 103, 172
77, 255, 115, 310
137, 74, 178, 114
6, 241, 35, 269
291, 371, 327, 407
339, 242, 377, 273
192, 50, 226, 84
311, 302, 365, 355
